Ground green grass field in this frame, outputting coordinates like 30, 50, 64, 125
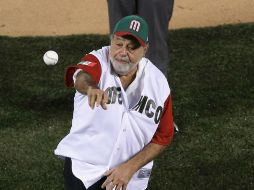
0, 23, 254, 190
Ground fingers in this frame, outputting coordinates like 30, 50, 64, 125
101, 93, 109, 109
88, 93, 96, 109
101, 169, 114, 188
103, 180, 123, 190
106, 182, 115, 190
123, 184, 127, 190
116, 183, 124, 190
95, 93, 103, 107
103, 180, 125, 190
104, 169, 113, 176
101, 176, 113, 189
102, 169, 127, 190
87, 87, 108, 110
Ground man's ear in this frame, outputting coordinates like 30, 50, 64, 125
109, 34, 114, 45
143, 43, 149, 56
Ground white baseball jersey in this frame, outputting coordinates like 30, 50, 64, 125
54, 46, 174, 190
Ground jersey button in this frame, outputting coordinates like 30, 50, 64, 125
123, 129, 126, 132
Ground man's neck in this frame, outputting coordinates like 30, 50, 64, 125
119, 66, 138, 90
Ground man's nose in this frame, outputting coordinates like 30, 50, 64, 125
119, 47, 128, 55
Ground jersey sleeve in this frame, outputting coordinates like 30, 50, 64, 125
65, 54, 102, 87
151, 95, 174, 145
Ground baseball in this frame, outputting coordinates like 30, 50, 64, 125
43, 50, 58, 65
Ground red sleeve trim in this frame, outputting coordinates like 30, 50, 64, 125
81, 54, 100, 63
64, 54, 102, 88
151, 95, 174, 145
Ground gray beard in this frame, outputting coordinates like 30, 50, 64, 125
110, 56, 138, 76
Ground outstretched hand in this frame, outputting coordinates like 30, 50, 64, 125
87, 86, 109, 110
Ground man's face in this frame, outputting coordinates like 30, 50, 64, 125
109, 35, 148, 76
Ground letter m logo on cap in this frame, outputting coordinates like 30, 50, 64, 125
113, 15, 149, 46
129, 20, 141, 32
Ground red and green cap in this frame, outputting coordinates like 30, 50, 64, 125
113, 15, 149, 46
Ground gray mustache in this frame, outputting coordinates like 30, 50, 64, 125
117, 58, 129, 62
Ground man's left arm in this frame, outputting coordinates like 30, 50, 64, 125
102, 95, 174, 190
102, 143, 167, 190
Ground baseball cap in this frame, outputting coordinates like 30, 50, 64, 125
113, 15, 149, 46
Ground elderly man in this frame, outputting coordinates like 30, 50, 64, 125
55, 15, 174, 190
107, 0, 175, 76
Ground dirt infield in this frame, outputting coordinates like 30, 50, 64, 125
0, 0, 253, 36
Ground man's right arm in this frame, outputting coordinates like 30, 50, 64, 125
74, 71, 108, 110
74, 70, 97, 95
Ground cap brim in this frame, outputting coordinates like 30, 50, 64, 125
114, 32, 146, 46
